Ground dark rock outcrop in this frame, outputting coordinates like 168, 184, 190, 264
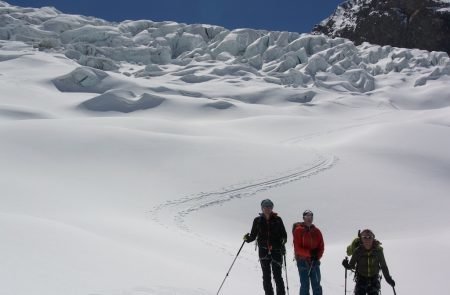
313, 0, 450, 54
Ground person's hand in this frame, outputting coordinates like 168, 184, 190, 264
281, 244, 286, 255
342, 258, 350, 269
243, 233, 251, 242
385, 276, 395, 287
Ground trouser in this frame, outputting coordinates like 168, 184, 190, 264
259, 247, 286, 295
296, 259, 322, 295
354, 275, 381, 295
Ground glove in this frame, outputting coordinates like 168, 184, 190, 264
342, 258, 351, 269
385, 276, 395, 287
243, 233, 251, 242
281, 244, 286, 255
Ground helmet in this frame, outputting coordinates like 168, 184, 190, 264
261, 199, 274, 208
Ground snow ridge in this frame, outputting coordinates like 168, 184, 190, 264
1, 1, 449, 93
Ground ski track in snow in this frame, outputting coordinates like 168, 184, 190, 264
147, 110, 400, 255
149, 152, 338, 233
148, 110, 396, 237
282, 110, 396, 144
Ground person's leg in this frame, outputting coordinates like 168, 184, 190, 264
271, 252, 286, 295
309, 261, 323, 295
296, 259, 310, 295
367, 277, 380, 295
261, 258, 274, 295
354, 276, 368, 295
260, 247, 274, 295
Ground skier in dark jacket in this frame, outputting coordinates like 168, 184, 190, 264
342, 229, 395, 295
244, 199, 287, 295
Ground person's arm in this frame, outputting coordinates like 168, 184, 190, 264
348, 250, 358, 269
244, 218, 258, 243
293, 226, 302, 259
279, 217, 287, 243
317, 229, 325, 260
378, 249, 395, 286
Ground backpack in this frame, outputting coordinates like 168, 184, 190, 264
346, 237, 361, 256
292, 222, 302, 234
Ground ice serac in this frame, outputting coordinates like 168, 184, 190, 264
80, 90, 165, 113
52, 67, 122, 93
1, 0, 449, 94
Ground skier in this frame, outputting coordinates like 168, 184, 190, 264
244, 199, 287, 295
342, 229, 395, 295
293, 210, 324, 295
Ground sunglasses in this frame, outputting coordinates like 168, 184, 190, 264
362, 235, 373, 240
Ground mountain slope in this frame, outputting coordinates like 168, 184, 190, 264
1, 2, 450, 295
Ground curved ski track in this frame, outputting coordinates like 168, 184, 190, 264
149, 153, 338, 232
149, 111, 397, 233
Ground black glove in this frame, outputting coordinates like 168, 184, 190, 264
385, 276, 395, 287
281, 244, 286, 255
243, 233, 251, 243
342, 258, 351, 269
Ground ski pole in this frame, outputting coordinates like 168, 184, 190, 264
216, 240, 246, 295
393, 286, 397, 295
344, 256, 348, 295
283, 254, 290, 295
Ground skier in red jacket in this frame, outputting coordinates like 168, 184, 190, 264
292, 210, 324, 295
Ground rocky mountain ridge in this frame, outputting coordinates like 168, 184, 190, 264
313, 0, 450, 54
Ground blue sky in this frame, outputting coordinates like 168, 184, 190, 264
6, 0, 344, 33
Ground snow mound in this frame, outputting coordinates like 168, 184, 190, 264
210, 64, 260, 77
0, 52, 30, 62
415, 66, 450, 87
286, 91, 316, 103
203, 100, 235, 110
52, 67, 123, 93
79, 90, 165, 112
0, 105, 50, 120
180, 74, 216, 83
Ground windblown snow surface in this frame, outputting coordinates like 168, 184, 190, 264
1, 1, 450, 294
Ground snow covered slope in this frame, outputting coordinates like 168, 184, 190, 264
1, 1, 450, 295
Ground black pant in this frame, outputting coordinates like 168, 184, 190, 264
354, 275, 380, 295
259, 247, 285, 295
